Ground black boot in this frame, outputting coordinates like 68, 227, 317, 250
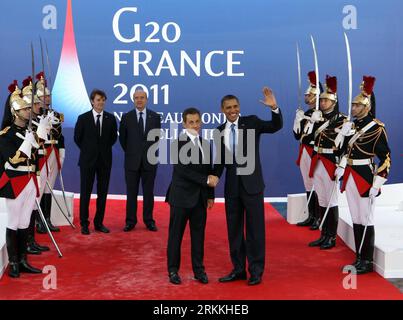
320, 206, 339, 250
37, 194, 60, 233
356, 226, 375, 275
308, 206, 328, 247
44, 193, 60, 232
36, 196, 47, 234
27, 211, 42, 255
6, 228, 20, 278
309, 192, 321, 230
30, 211, 50, 252
17, 228, 42, 274
343, 224, 363, 271
297, 191, 315, 227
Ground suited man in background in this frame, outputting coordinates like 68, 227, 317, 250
119, 89, 161, 232
74, 89, 118, 235
214, 87, 283, 285
166, 107, 217, 285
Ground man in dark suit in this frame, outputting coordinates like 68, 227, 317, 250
119, 89, 161, 232
74, 89, 118, 235
213, 87, 283, 285
166, 108, 217, 285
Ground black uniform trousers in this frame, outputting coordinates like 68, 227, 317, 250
167, 195, 207, 276
125, 162, 156, 226
225, 179, 266, 277
79, 158, 111, 228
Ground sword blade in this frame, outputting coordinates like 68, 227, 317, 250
296, 42, 302, 109
39, 37, 48, 113
59, 172, 72, 218
29, 43, 35, 130
358, 196, 374, 255
319, 180, 338, 230
36, 198, 63, 257
344, 32, 353, 121
44, 40, 54, 110
46, 181, 76, 229
310, 35, 320, 111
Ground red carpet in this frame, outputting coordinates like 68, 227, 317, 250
0, 199, 402, 300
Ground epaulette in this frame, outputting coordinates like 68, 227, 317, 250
0, 126, 10, 136
373, 118, 385, 127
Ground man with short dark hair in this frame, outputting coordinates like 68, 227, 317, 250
74, 89, 118, 235
165, 107, 216, 285
214, 87, 283, 286
119, 89, 161, 232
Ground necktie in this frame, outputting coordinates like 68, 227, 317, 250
230, 123, 236, 160
138, 112, 144, 138
96, 114, 101, 137
196, 137, 203, 164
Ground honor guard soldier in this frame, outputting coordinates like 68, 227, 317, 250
308, 75, 347, 250
35, 71, 65, 233
293, 71, 322, 229
21, 76, 51, 254
336, 76, 391, 274
0, 81, 42, 278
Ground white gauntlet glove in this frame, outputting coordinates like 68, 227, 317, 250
18, 130, 39, 159
293, 109, 305, 134
334, 121, 355, 148
310, 110, 323, 123
33, 115, 51, 141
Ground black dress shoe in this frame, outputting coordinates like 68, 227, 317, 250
248, 275, 262, 286
320, 237, 336, 250
47, 222, 60, 232
32, 241, 50, 252
81, 227, 90, 235
8, 262, 20, 278
146, 222, 158, 232
194, 272, 209, 284
123, 224, 135, 232
169, 272, 182, 285
355, 260, 373, 275
308, 235, 327, 247
27, 244, 42, 255
296, 216, 314, 227
342, 257, 362, 272
19, 259, 42, 274
219, 271, 247, 283
310, 219, 321, 230
95, 225, 110, 233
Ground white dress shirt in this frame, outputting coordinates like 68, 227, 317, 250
185, 130, 204, 159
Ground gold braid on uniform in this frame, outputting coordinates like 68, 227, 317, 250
9, 150, 27, 165
348, 127, 383, 157
377, 152, 391, 175
321, 115, 344, 144
0, 126, 10, 135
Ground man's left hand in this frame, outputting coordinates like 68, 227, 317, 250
259, 87, 278, 110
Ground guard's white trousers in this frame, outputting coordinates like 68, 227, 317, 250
6, 179, 37, 230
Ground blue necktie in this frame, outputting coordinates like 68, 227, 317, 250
230, 123, 236, 160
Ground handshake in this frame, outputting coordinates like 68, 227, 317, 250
207, 175, 220, 188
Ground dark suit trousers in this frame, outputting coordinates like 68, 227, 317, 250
125, 164, 156, 225
79, 159, 111, 228
167, 198, 207, 275
225, 182, 265, 277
